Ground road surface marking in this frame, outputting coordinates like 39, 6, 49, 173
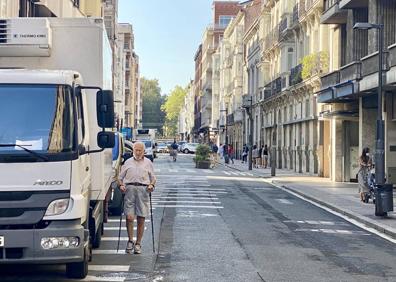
151, 196, 219, 200
277, 199, 293, 205
158, 187, 224, 191
154, 193, 224, 196
104, 227, 147, 231
92, 250, 128, 255
152, 205, 223, 209
107, 219, 150, 223
223, 171, 231, 175
89, 265, 130, 272
295, 228, 370, 236
101, 237, 134, 241
82, 275, 125, 281
152, 200, 221, 204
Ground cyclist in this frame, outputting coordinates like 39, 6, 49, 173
170, 139, 178, 162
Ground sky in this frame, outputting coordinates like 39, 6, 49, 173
118, 0, 214, 95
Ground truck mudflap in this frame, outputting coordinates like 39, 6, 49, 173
0, 219, 84, 264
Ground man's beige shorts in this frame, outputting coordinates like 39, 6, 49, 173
124, 185, 150, 217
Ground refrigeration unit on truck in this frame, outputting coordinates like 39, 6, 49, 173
0, 18, 116, 278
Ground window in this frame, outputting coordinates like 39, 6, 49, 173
219, 16, 234, 28
393, 93, 396, 120
75, 89, 85, 144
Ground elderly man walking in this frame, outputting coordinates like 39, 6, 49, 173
119, 141, 157, 254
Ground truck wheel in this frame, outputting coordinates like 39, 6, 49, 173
66, 246, 89, 279
92, 223, 102, 249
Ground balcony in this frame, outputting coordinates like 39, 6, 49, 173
263, 77, 282, 100
289, 64, 303, 86
279, 14, 292, 39
320, 70, 340, 89
264, 24, 280, 51
361, 51, 389, 77
321, 0, 348, 24
339, 0, 368, 9
340, 61, 362, 82
292, 4, 299, 25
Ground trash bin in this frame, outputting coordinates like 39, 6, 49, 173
375, 184, 394, 216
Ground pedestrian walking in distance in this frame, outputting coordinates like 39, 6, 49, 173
118, 141, 157, 254
263, 144, 269, 168
357, 147, 372, 202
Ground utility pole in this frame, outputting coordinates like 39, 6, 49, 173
242, 95, 253, 170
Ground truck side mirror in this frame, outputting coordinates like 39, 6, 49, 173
97, 132, 115, 148
97, 90, 115, 128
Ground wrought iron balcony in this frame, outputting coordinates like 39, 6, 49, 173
289, 64, 303, 86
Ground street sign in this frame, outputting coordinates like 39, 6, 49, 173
0, 236, 4, 247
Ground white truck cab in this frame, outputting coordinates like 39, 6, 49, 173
0, 18, 115, 279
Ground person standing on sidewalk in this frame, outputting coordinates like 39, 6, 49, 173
263, 144, 269, 168
252, 145, 258, 168
357, 147, 372, 202
257, 145, 263, 169
242, 144, 248, 163
228, 144, 234, 164
219, 143, 224, 159
212, 143, 219, 167
119, 141, 157, 254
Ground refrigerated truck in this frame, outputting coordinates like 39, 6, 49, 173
0, 18, 116, 278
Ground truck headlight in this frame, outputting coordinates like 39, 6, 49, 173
45, 198, 69, 216
41, 237, 80, 249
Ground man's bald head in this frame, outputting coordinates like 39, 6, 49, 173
133, 141, 145, 160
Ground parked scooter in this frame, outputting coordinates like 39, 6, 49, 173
364, 167, 376, 204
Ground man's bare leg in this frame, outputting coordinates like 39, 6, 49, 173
136, 216, 145, 245
126, 214, 135, 241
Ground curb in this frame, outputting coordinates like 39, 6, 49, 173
275, 181, 396, 240
220, 162, 396, 240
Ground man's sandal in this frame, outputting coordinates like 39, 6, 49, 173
125, 240, 134, 254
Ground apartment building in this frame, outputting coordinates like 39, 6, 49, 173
117, 23, 139, 128
198, 1, 240, 143
259, 0, 328, 176
179, 81, 195, 141
318, 0, 396, 183
214, 5, 246, 157
0, 0, 102, 18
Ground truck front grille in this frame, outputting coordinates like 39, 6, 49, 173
0, 19, 8, 44
0, 248, 24, 259
0, 190, 69, 227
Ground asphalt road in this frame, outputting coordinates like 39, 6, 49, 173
1, 153, 395, 281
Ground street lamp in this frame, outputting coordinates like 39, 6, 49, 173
220, 108, 229, 164
242, 95, 253, 170
354, 22, 393, 216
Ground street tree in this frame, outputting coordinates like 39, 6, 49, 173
141, 77, 166, 135
161, 85, 187, 137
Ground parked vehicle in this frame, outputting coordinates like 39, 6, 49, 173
177, 141, 187, 152
0, 18, 115, 279
183, 143, 199, 154
157, 142, 169, 153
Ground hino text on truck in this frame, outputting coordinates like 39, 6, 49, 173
0, 18, 116, 278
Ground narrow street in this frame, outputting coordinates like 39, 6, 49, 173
2, 154, 395, 281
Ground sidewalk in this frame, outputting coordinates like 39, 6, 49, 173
221, 159, 396, 240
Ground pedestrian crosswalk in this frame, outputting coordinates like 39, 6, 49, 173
154, 167, 254, 176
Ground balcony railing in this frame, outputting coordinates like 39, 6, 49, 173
289, 64, 303, 86
264, 24, 280, 51
264, 77, 282, 100
292, 4, 299, 25
320, 70, 340, 89
324, 0, 339, 11
340, 61, 362, 82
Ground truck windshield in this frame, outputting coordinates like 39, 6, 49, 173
0, 84, 75, 156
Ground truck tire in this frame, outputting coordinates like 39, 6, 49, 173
66, 246, 89, 279
92, 222, 102, 249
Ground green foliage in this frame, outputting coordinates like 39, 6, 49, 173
301, 51, 329, 80
141, 78, 166, 135
161, 85, 188, 136
193, 144, 211, 162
